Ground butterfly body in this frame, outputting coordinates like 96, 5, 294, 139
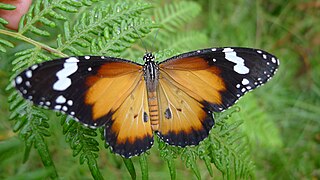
14, 47, 279, 158
142, 53, 161, 130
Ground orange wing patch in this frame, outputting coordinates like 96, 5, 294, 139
85, 62, 142, 120
160, 57, 226, 105
157, 76, 214, 147
105, 80, 153, 158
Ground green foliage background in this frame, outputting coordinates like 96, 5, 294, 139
0, 0, 319, 179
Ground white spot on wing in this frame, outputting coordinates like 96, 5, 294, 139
84, 56, 90, 60
262, 54, 267, 59
62, 106, 68, 111
53, 57, 79, 91
26, 70, 32, 78
54, 105, 62, 110
65, 57, 79, 63
67, 100, 73, 106
53, 78, 71, 91
16, 76, 22, 84
223, 48, 249, 74
31, 64, 38, 70
25, 81, 31, 87
242, 78, 249, 85
56, 95, 66, 104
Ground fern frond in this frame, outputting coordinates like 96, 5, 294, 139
6, 48, 58, 178
139, 154, 149, 180
155, 31, 208, 52
238, 94, 283, 150
90, 18, 158, 59
181, 148, 201, 180
0, 2, 16, 25
19, 0, 98, 35
57, 2, 153, 55
157, 136, 181, 180
0, 37, 14, 53
123, 158, 136, 180
0, 3, 16, 52
61, 116, 103, 179
154, 1, 201, 32
204, 110, 255, 179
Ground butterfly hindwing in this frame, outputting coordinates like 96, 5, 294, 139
157, 75, 215, 147
157, 47, 279, 146
105, 79, 153, 158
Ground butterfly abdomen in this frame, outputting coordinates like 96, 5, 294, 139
147, 91, 159, 131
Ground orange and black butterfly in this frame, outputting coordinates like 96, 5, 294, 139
14, 47, 279, 158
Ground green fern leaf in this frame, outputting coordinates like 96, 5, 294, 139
154, 1, 201, 32
6, 48, 59, 178
123, 158, 137, 180
237, 94, 283, 149
0, 2, 16, 10
90, 18, 158, 56
205, 110, 255, 179
139, 154, 149, 180
166, 159, 176, 180
19, 0, 99, 35
61, 116, 103, 179
57, 2, 154, 55
154, 31, 208, 52
0, 35, 14, 53
0, 2, 16, 25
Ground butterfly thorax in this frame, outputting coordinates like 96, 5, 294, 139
143, 53, 160, 131
143, 58, 159, 92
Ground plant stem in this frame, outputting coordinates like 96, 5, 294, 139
0, 29, 67, 57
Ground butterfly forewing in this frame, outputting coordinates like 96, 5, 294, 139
159, 47, 279, 112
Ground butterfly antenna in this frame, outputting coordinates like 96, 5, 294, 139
131, 26, 148, 53
151, 28, 160, 52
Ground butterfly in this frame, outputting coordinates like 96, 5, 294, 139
14, 47, 279, 158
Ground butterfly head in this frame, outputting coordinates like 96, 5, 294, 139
143, 52, 155, 62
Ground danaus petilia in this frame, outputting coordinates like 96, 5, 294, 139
14, 47, 279, 158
